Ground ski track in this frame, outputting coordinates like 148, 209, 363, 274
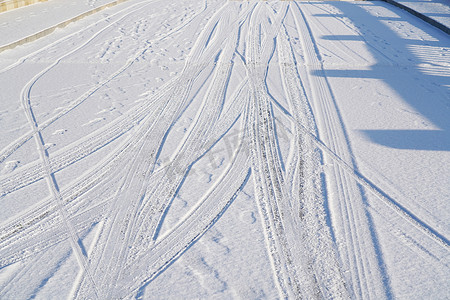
1, 0, 449, 299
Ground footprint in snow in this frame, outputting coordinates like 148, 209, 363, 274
240, 210, 257, 224
52, 129, 67, 135
44, 143, 56, 151
82, 117, 105, 127
1, 161, 20, 175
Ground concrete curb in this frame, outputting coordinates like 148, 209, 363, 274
0, 0, 129, 53
0, 0, 47, 13
380, 0, 450, 35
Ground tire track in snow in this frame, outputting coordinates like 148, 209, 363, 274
0, 0, 158, 75
277, 12, 349, 298
0, 0, 216, 296
75, 2, 253, 298
302, 129, 450, 249
118, 77, 250, 299
1, 243, 73, 299
20, 50, 101, 298
100, 5, 256, 297
243, 3, 316, 298
0, 0, 214, 253
72, 2, 246, 297
0, 56, 203, 277
300, 2, 450, 250
0, 223, 98, 299
0, 0, 164, 167
0, 200, 106, 267
0, 251, 46, 296
292, 3, 387, 299
0, 0, 209, 191
0, 69, 176, 267
4, 1, 445, 298
117, 107, 252, 299
130, 2, 254, 254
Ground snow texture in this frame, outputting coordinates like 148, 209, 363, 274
0, 0, 449, 299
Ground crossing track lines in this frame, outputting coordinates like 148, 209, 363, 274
291, 2, 387, 299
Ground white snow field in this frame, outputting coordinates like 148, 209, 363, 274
0, 0, 449, 299
391, 0, 450, 28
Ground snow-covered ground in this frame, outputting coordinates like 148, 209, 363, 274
0, 0, 449, 299
390, 0, 450, 28
0, 0, 124, 47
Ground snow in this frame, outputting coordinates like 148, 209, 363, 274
0, 0, 122, 47
390, 0, 450, 28
0, 0, 449, 299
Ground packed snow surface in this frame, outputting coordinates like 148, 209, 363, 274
0, 0, 449, 299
